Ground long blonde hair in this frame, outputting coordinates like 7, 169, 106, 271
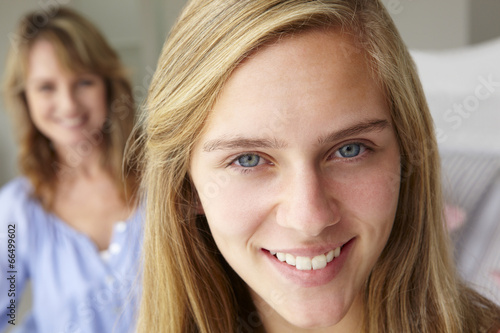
2, 7, 140, 208
138, 0, 500, 332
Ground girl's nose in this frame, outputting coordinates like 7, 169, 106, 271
276, 167, 340, 237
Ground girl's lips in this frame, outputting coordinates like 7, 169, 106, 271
263, 238, 355, 288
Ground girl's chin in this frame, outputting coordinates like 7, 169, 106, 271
255, 284, 364, 332
286, 316, 342, 330
259, 297, 355, 332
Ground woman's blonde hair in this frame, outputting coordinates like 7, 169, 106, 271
138, 0, 500, 332
2, 7, 139, 208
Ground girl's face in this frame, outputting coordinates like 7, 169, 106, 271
25, 39, 107, 151
190, 29, 401, 332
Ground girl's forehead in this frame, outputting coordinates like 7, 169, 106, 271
198, 29, 389, 145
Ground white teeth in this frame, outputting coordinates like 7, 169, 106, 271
273, 246, 341, 271
276, 252, 286, 262
326, 250, 335, 262
311, 254, 327, 270
296, 256, 312, 270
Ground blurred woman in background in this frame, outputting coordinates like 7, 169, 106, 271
1, 7, 141, 333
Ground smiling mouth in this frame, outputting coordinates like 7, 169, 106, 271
268, 246, 342, 271
58, 116, 85, 128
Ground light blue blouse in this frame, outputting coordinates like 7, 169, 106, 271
0, 177, 143, 333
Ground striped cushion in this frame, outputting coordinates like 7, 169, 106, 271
441, 150, 500, 218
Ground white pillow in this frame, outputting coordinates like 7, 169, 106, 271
411, 38, 500, 155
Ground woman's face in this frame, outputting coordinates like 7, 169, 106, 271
25, 39, 107, 151
190, 29, 401, 332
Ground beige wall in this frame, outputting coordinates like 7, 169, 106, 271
382, 0, 470, 49
470, 0, 500, 44
0, 1, 38, 186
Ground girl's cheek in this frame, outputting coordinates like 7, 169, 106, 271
200, 177, 268, 235
328, 166, 400, 216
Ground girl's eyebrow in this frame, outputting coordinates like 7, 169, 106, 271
317, 119, 390, 145
203, 137, 287, 152
202, 118, 390, 152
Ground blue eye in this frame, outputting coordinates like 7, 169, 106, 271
236, 154, 261, 167
336, 143, 364, 158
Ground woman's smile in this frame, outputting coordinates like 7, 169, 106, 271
261, 238, 355, 288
